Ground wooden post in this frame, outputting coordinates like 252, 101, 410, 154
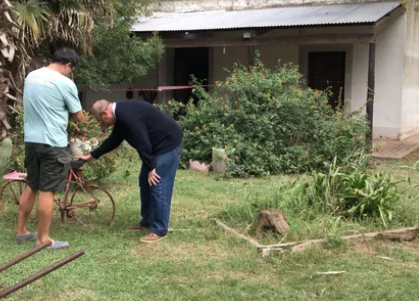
366, 43, 376, 148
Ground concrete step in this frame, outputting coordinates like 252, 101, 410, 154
373, 133, 419, 159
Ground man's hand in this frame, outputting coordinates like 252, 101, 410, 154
76, 154, 94, 162
148, 169, 161, 186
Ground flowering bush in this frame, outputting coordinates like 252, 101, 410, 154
158, 62, 369, 177
67, 111, 103, 141
67, 111, 118, 182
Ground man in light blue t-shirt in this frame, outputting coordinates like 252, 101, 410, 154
16, 48, 83, 250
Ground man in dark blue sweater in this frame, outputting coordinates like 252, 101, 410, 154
77, 99, 183, 243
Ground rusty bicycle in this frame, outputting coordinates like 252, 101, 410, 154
0, 160, 115, 226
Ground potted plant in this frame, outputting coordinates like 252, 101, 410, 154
68, 111, 103, 156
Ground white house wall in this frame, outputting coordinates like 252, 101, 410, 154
400, 3, 419, 139
373, 14, 405, 139
350, 44, 368, 114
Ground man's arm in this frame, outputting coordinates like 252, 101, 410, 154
90, 124, 125, 159
69, 111, 84, 122
64, 82, 82, 115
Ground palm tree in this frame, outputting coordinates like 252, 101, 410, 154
13, 0, 49, 46
0, 0, 31, 139
1, 0, 153, 138
13, 0, 113, 55
0, 0, 114, 138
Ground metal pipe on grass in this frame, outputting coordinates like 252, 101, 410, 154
0, 250, 85, 299
0, 242, 52, 273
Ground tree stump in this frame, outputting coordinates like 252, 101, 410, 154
257, 209, 289, 236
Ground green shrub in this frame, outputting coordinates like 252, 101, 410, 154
158, 61, 369, 177
0, 138, 13, 176
217, 155, 400, 230
309, 156, 399, 228
83, 150, 118, 183
67, 110, 117, 182
68, 111, 104, 140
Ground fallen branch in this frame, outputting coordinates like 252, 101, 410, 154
257, 241, 299, 251
292, 227, 418, 253
312, 271, 346, 277
214, 219, 262, 248
376, 256, 395, 261
214, 219, 418, 256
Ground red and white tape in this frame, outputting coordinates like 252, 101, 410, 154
92, 85, 214, 92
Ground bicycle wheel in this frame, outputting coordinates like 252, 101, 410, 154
68, 184, 115, 226
0, 180, 25, 217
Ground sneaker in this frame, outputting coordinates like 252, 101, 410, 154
140, 233, 166, 244
15, 233, 37, 243
36, 240, 69, 250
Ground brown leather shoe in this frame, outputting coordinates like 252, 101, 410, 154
126, 225, 147, 231
140, 232, 166, 243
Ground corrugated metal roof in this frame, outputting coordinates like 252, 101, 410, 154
132, 1, 401, 32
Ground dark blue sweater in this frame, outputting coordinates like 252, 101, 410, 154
91, 101, 183, 171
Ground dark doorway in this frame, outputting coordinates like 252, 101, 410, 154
308, 52, 346, 109
174, 48, 209, 105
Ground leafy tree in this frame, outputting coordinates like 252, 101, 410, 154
74, 0, 164, 90
0, 0, 163, 137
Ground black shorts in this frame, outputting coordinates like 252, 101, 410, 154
24, 143, 71, 192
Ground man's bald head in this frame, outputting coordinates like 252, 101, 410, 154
91, 99, 116, 127
91, 99, 110, 120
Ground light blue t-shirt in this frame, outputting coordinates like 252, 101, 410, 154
23, 67, 82, 147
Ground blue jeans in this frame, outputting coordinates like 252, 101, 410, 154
138, 142, 182, 236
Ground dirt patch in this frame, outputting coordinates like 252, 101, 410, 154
345, 238, 419, 256
347, 240, 378, 255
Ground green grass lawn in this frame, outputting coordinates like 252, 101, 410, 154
1, 153, 419, 300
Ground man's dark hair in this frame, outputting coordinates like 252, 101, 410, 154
52, 47, 79, 67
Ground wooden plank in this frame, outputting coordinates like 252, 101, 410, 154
164, 34, 376, 48
366, 43, 376, 148
374, 5, 406, 33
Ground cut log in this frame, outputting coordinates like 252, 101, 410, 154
257, 209, 289, 236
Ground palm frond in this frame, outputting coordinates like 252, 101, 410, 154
14, 0, 49, 43
1, 0, 32, 138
